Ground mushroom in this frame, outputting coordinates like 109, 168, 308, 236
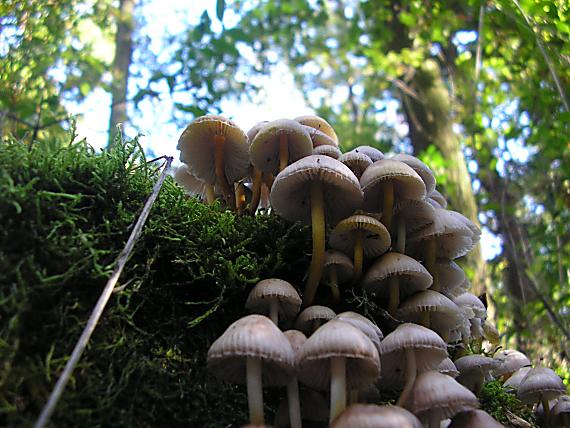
517, 366, 567, 421
177, 115, 250, 210
448, 409, 504, 427
391, 154, 436, 195
503, 366, 532, 393
323, 250, 354, 302
551, 395, 570, 428
360, 159, 426, 230
313, 144, 342, 159
392, 199, 435, 253
274, 388, 328, 428
428, 188, 448, 208
329, 213, 391, 283
207, 315, 295, 425
334, 311, 383, 354
350, 145, 384, 162
246, 122, 268, 215
282, 330, 307, 428
245, 278, 302, 326
439, 357, 460, 378
271, 155, 363, 306
435, 259, 467, 299
297, 319, 380, 423
338, 152, 373, 179
361, 252, 432, 315
294, 115, 339, 146
173, 163, 215, 203
405, 370, 479, 428
454, 354, 500, 395
378, 323, 447, 406
331, 404, 422, 428
295, 305, 336, 335
493, 349, 531, 381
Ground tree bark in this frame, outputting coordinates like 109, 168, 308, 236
108, 0, 135, 147
402, 59, 488, 295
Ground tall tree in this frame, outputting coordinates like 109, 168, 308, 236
108, 0, 135, 146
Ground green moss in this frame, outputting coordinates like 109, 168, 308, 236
480, 380, 536, 427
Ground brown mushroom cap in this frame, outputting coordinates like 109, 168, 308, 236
301, 125, 339, 147
439, 357, 460, 378
313, 144, 342, 159
551, 395, 570, 427
295, 305, 336, 335
250, 119, 313, 175
393, 199, 436, 236
493, 350, 531, 378
361, 252, 433, 300
245, 278, 302, 323
247, 121, 269, 141
295, 115, 339, 145
177, 115, 250, 185
329, 214, 391, 259
405, 370, 479, 424
518, 367, 567, 404
270, 155, 363, 225
448, 409, 504, 428
297, 320, 380, 391
429, 189, 448, 208
503, 367, 532, 392
391, 153, 436, 195
334, 311, 383, 353
454, 355, 501, 393
360, 159, 426, 212
207, 314, 295, 386
338, 152, 373, 179
351, 145, 384, 162
323, 251, 354, 284
331, 404, 422, 428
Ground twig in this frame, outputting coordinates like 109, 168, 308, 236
34, 156, 173, 428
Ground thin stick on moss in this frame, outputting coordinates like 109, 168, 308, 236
34, 156, 173, 428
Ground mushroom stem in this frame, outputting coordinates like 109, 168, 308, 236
388, 276, 400, 315
425, 237, 436, 279
353, 230, 364, 283
213, 134, 236, 210
235, 181, 246, 215
541, 397, 551, 422
396, 348, 417, 407
329, 268, 341, 302
205, 184, 215, 205
269, 300, 279, 325
279, 131, 289, 172
304, 180, 326, 306
382, 180, 394, 230
287, 378, 302, 428
396, 216, 406, 253
249, 167, 263, 215
420, 311, 430, 328
246, 357, 264, 425
330, 356, 346, 423
428, 412, 440, 428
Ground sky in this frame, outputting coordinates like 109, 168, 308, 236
65, 0, 502, 260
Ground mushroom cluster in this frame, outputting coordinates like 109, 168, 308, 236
175, 115, 565, 427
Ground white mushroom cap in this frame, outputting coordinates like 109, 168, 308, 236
295, 305, 336, 335
391, 153, 436, 195
435, 260, 467, 297
393, 199, 436, 236
294, 115, 339, 145
428, 189, 448, 208
453, 293, 487, 320
245, 278, 302, 323
207, 314, 295, 386
448, 409, 504, 427
283, 330, 308, 357
334, 311, 384, 353
503, 366, 532, 392
454, 355, 501, 392
177, 115, 250, 185
338, 152, 373, 179
405, 371, 479, 424
173, 163, 209, 199
518, 367, 567, 404
297, 320, 380, 391
439, 358, 460, 378
270, 155, 363, 225
551, 395, 570, 427
302, 125, 338, 147
350, 145, 384, 162
331, 404, 422, 428
494, 350, 531, 378
313, 144, 342, 159
323, 251, 354, 285
329, 214, 391, 259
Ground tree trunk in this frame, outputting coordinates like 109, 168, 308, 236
108, 0, 135, 147
402, 59, 488, 295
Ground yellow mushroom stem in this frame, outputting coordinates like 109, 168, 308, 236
205, 184, 216, 205
249, 167, 263, 215
213, 134, 236, 210
396, 348, 417, 407
235, 182, 246, 215
388, 276, 400, 315
353, 230, 364, 283
382, 180, 394, 230
329, 356, 346, 423
328, 268, 341, 303
304, 180, 325, 306
279, 131, 289, 172
541, 397, 551, 422
396, 216, 406, 253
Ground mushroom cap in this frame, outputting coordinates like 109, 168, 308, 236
270, 155, 363, 225
350, 145, 385, 162
313, 144, 342, 159
323, 250, 354, 285
360, 159, 426, 212
435, 260, 467, 298
173, 164, 208, 199
393, 199, 436, 236
406, 371, 479, 423
294, 115, 339, 145
503, 366, 532, 392
297, 319, 381, 391
493, 350, 531, 377
329, 214, 391, 259
302, 125, 338, 147
551, 396, 570, 427
453, 293, 487, 320
517, 367, 567, 404
331, 404, 422, 428
378, 323, 447, 386
428, 189, 448, 208
439, 357, 460, 378
283, 329, 308, 356
391, 153, 436, 195
338, 152, 373, 178
334, 311, 384, 352
247, 121, 269, 141
177, 115, 250, 185
250, 119, 313, 174
361, 252, 433, 299
207, 314, 295, 386
245, 278, 302, 322
448, 409, 504, 428
482, 320, 500, 345
455, 355, 501, 390
295, 305, 336, 335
